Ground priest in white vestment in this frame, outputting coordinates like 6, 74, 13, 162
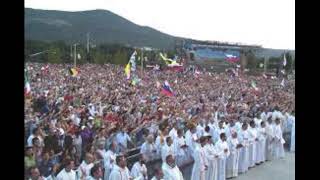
226, 132, 240, 178
161, 137, 175, 162
109, 155, 132, 180
150, 167, 164, 180
191, 136, 208, 180
265, 118, 275, 161
216, 133, 230, 180
185, 126, 198, 156
204, 135, 218, 180
78, 153, 94, 179
130, 155, 148, 180
174, 129, 192, 167
290, 116, 295, 152
162, 154, 184, 180
104, 141, 118, 180
248, 121, 258, 167
56, 159, 76, 180
256, 121, 267, 163
213, 121, 225, 143
238, 123, 250, 173
274, 118, 285, 159
140, 135, 158, 162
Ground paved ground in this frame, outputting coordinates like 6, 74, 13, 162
181, 152, 295, 180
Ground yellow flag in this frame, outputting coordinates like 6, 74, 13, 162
125, 63, 131, 79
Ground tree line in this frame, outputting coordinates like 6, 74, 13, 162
25, 40, 177, 66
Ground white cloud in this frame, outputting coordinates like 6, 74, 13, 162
25, 0, 295, 49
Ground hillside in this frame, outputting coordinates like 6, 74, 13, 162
25, 8, 179, 49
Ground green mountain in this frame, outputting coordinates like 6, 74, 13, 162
25, 8, 179, 49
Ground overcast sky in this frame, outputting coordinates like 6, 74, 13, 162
25, 0, 295, 50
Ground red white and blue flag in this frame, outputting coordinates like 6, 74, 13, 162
225, 54, 240, 63
161, 81, 174, 96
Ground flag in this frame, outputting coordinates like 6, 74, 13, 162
281, 79, 285, 87
129, 51, 137, 71
251, 80, 257, 89
24, 69, 31, 95
283, 54, 287, 66
161, 81, 174, 96
69, 67, 78, 77
225, 54, 240, 63
125, 63, 131, 79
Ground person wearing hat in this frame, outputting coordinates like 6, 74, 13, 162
191, 136, 208, 180
162, 154, 184, 180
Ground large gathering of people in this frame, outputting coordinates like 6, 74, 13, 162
24, 62, 295, 180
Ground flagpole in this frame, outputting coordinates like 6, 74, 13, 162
141, 48, 144, 76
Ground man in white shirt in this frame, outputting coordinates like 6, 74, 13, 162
191, 136, 208, 180
265, 118, 275, 161
130, 155, 148, 180
109, 155, 132, 180
196, 120, 206, 138
27, 127, 43, 147
226, 132, 240, 178
56, 159, 76, 180
204, 135, 219, 180
169, 123, 178, 141
162, 154, 184, 180
86, 164, 103, 180
290, 114, 295, 152
238, 123, 249, 174
116, 129, 133, 152
216, 133, 230, 180
248, 121, 258, 167
213, 121, 225, 143
256, 121, 267, 164
104, 141, 118, 180
78, 153, 94, 179
150, 167, 164, 180
273, 118, 285, 159
185, 125, 198, 155
161, 137, 175, 162
174, 129, 192, 167
140, 134, 158, 162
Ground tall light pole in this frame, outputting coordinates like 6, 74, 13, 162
73, 43, 79, 67
141, 48, 144, 76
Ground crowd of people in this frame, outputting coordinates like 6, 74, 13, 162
24, 62, 295, 180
